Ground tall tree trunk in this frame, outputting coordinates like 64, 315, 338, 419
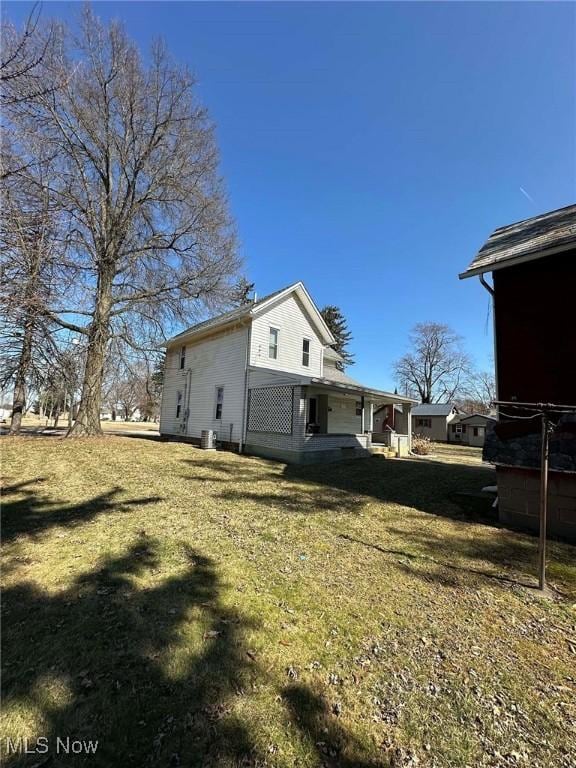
9, 315, 34, 435
68, 261, 113, 436
9, 239, 42, 435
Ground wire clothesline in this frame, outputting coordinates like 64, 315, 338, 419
493, 399, 576, 414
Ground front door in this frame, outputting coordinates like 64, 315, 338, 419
317, 394, 329, 433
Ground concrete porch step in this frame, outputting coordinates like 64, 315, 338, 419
370, 446, 398, 458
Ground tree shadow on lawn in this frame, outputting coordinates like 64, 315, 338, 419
214, 454, 497, 529
1, 479, 163, 544
180, 456, 280, 485
2, 536, 265, 768
338, 532, 541, 591
217, 487, 362, 515
280, 459, 576, 592
283, 456, 497, 523
282, 684, 386, 768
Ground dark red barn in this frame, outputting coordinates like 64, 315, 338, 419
460, 204, 576, 541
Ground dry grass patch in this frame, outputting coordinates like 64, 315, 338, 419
1, 437, 575, 767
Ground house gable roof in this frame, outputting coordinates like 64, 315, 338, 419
459, 204, 576, 279
412, 403, 458, 417
165, 282, 336, 347
455, 413, 497, 424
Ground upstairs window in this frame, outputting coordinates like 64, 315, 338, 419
176, 391, 183, 419
215, 386, 224, 420
179, 345, 186, 370
302, 338, 310, 367
269, 328, 279, 359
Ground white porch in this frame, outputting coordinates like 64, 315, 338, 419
304, 381, 414, 458
244, 377, 415, 464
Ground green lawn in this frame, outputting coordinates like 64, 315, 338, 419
2, 437, 575, 767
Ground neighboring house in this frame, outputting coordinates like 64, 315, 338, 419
448, 413, 496, 447
373, 403, 408, 433
159, 282, 416, 463
410, 403, 460, 442
460, 203, 576, 541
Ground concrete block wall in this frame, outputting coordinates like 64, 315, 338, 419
497, 465, 576, 542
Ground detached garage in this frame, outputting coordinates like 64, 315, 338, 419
411, 403, 460, 442
448, 413, 496, 447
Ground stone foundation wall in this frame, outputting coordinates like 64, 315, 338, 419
483, 414, 576, 472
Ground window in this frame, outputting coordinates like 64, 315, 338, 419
176, 391, 183, 419
355, 401, 363, 417
269, 328, 279, 359
302, 338, 310, 367
473, 427, 479, 437
215, 386, 224, 420
417, 418, 432, 428
179, 345, 186, 370
455, 424, 463, 433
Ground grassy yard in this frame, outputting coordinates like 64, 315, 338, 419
2, 437, 575, 768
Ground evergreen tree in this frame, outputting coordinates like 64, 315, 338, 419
320, 305, 354, 371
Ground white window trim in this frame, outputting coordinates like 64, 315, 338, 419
176, 390, 183, 418
268, 327, 279, 360
215, 385, 224, 420
302, 337, 311, 367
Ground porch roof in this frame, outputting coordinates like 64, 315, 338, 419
306, 375, 417, 405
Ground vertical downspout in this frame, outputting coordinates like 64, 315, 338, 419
185, 368, 192, 435
479, 273, 498, 416
239, 321, 252, 453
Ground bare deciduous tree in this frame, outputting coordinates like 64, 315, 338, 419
394, 322, 471, 404
8, 7, 241, 435
0, 143, 64, 434
1, 4, 60, 139
458, 369, 496, 414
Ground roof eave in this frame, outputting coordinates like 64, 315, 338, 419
459, 241, 576, 280
309, 377, 418, 403
164, 315, 250, 347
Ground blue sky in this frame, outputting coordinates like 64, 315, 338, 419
6, 1, 576, 390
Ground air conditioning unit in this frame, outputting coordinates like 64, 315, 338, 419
200, 430, 217, 450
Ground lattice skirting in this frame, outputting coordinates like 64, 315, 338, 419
247, 386, 294, 434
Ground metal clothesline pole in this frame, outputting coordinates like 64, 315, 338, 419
492, 399, 576, 593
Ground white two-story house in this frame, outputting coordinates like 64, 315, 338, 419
160, 282, 415, 463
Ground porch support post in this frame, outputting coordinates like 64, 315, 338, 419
360, 395, 365, 433
405, 402, 412, 452
364, 400, 373, 432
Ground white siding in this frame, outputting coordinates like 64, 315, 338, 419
248, 367, 303, 389
412, 415, 448, 442
250, 294, 324, 376
159, 346, 185, 435
160, 325, 248, 443
302, 434, 369, 451
327, 394, 364, 433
